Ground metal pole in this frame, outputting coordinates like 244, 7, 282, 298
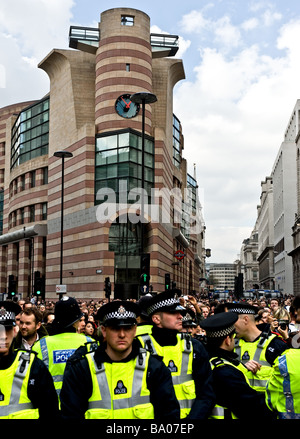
54, 150, 73, 298
129, 92, 157, 298
60, 155, 64, 286
141, 98, 145, 255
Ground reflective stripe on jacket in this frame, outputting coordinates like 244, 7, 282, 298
234, 334, 276, 392
208, 357, 250, 420
33, 332, 92, 397
266, 349, 300, 419
0, 350, 39, 419
138, 333, 195, 418
85, 348, 154, 419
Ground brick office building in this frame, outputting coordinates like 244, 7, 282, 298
0, 8, 206, 301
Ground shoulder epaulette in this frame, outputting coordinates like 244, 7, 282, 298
210, 357, 225, 367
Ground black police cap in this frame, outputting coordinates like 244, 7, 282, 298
226, 302, 257, 315
96, 301, 140, 327
0, 300, 21, 327
200, 312, 238, 338
146, 290, 187, 317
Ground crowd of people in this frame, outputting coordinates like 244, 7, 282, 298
0, 289, 300, 420
16, 292, 298, 345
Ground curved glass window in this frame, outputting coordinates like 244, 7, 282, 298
95, 129, 154, 204
109, 217, 141, 285
11, 98, 49, 169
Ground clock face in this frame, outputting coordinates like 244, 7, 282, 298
115, 94, 140, 119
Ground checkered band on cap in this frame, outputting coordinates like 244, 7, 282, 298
102, 305, 136, 322
205, 324, 236, 338
147, 296, 179, 316
0, 308, 15, 323
228, 306, 256, 315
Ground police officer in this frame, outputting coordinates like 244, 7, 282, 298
200, 312, 276, 419
138, 290, 215, 419
227, 302, 289, 392
33, 296, 94, 400
0, 300, 59, 419
135, 294, 153, 336
181, 308, 197, 335
60, 300, 180, 420
266, 348, 300, 418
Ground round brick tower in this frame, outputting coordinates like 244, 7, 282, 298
95, 8, 154, 136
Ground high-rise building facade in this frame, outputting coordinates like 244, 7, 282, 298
0, 8, 205, 300
272, 102, 298, 294
207, 263, 236, 291
257, 177, 275, 290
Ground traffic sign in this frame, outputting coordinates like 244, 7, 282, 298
141, 285, 149, 294
174, 250, 185, 260
56, 284, 67, 293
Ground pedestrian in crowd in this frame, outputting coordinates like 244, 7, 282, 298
260, 299, 268, 308
179, 295, 203, 323
270, 298, 280, 316
0, 300, 59, 419
17, 299, 25, 310
77, 315, 86, 334
42, 309, 55, 332
84, 321, 97, 339
38, 303, 46, 314
289, 303, 300, 333
200, 305, 210, 319
32, 296, 94, 400
291, 296, 300, 328
200, 312, 276, 419
60, 300, 180, 420
227, 302, 289, 392
23, 298, 33, 309
15, 307, 48, 350
256, 308, 271, 332
137, 290, 215, 419
270, 307, 291, 338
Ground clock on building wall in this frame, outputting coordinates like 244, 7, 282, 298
115, 94, 140, 118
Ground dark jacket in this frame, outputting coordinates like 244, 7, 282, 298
145, 326, 216, 420
14, 324, 49, 350
60, 339, 180, 420
206, 347, 276, 420
0, 348, 60, 419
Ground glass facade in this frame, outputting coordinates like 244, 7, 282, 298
11, 98, 49, 169
96, 129, 154, 291
173, 114, 181, 169
187, 173, 197, 211
180, 174, 198, 239
95, 129, 154, 204
109, 217, 141, 284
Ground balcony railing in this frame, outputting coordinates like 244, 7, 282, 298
69, 26, 100, 53
150, 33, 179, 57
69, 26, 179, 58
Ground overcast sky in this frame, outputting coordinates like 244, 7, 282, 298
1, 0, 300, 263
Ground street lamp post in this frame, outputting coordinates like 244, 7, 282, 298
53, 150, 73, 296
130, 92, 157, 254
